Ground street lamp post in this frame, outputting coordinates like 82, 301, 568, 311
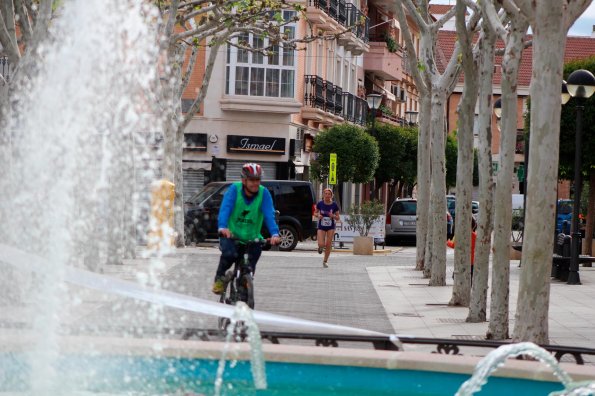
366, 93, 382, 137
366, 93, 382, 200
563, 69, 595, 285
405, 110, 419, 126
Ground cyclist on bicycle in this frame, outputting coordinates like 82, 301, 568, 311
212, 163, 281, 294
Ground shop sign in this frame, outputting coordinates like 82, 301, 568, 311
227, 135, 286, 155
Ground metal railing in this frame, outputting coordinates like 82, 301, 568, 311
304, 75, 326, 110
346, 4, 369, 43
180, 329, 595, 365
308, 0, 369, 42
304, 75, 366, 126
342, 92, 367, 126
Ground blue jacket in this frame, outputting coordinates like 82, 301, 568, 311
218, 183, 279, 236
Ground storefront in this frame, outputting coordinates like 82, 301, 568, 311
182, 133, 301, 197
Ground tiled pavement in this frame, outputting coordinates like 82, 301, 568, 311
3, 240, 595, 359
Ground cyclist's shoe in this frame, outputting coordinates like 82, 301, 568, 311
212, 278, 225, 295
322, 260, 328, 268
318, 247, 324, 254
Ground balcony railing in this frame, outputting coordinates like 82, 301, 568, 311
346, 4, 369, 43
309, 0, 369, 42
304, 75, 326, 110
341, 92, 367, 126
304, 75, 366, 126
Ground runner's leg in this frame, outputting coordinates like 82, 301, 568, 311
317, 229, 325, 253
323, 229, 334, 263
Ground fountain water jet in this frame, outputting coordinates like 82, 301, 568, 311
456, 342, 573, 396
0, 0, 165, 391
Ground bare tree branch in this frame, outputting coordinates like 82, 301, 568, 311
431, 2, 457, 33
565, 0, 592, 31
401, 0, 429, 34
179, 41, 222, 132
14, 0, 32, 44
482, 0, 508, 41
179, 42, 199, 96
0, 1, 21, 63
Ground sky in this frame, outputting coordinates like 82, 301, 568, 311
429, 1, 595, 37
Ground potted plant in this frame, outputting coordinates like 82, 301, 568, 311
384, 34, 398, 53
346, 200, 385, 255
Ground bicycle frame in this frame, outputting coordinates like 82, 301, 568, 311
218, 239, 266, 330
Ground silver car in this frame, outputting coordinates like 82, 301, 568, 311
385, 198, 417, 238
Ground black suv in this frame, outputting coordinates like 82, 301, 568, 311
184, 180, 317, 251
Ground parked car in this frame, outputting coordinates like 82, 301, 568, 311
446, 197, 478, 237
184, 180, 317, 251
472, 201, 479, 215
385, 198, 453, 241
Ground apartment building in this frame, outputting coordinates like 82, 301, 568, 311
181, 0, 421, 205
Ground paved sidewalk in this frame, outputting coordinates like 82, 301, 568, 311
3, 240, 595, 359
368, 247, 595, 351
106, 241, 595, 349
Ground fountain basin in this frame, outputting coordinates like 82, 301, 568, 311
2, 336, 595, 395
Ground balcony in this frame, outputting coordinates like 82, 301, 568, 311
306, 0, 369, 54
302, 75, 366, 126
363, 41, 403, 81
341, 92, 367, 126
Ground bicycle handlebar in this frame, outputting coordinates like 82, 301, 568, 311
218, 233, 272, 247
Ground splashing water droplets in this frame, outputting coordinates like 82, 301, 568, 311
1, 0, 165, 392
456, 342, 574, 396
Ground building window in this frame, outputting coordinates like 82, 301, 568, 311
225, 12, 296, 98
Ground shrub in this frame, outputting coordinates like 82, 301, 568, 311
346, 200, 385, 236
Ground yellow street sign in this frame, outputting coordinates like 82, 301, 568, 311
329, 153, 337, 185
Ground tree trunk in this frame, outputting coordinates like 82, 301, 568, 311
467, 23, 496, 323
513, 5, 566, 344
416, 96, 432, 270
429, 89, 448, 286
584, 171, 595, 256
423, 219, 433, 279
487, 18, 527, 339
450, 1, 478, 306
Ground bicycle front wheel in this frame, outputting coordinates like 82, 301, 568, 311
218, 272, 234, 331
242, 274, 255, 309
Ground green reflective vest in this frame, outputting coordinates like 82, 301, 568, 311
228, 182, 264, 242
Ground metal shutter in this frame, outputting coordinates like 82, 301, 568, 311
183, 169, 205, 201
